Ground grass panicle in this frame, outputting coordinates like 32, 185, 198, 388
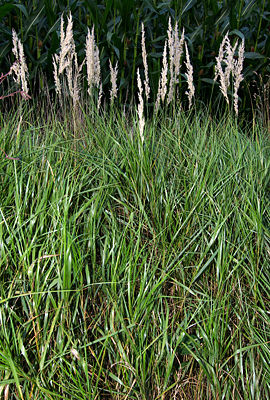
214, 33, 245, 115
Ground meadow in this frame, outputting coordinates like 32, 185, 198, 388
0, 5, 270, 400
0, 103, 269, 399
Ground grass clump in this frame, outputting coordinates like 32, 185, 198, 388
0, 105, 269, 399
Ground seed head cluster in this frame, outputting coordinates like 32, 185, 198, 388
214, 33, 245, 115
11, 29, 29, 95
4, 14, 245, 124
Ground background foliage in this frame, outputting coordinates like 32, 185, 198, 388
0, 0, 269, 115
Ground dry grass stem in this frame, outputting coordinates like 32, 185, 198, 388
59, 13, 75, 75
214, 33, 245, 115
155, 40, 168, 112
214, 34, 230, 104
137, 68, 145, 143
184, 42, 195, 109
167, 19, 185, 104
53, 55, 61, 99
85, 27, 101, 97
141, 23, 150, 101
53, 13, 84, 106
11, 29, 29, 95
160, 40, 168, 104
233, 38, 245, 115
174, 27, 185, 83
167, 17, 174, 104
109, 59, 118, 105
97, 83, 103, 110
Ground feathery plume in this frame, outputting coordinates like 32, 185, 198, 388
167, 17, 175, 104
109, 60, 118, 105
155, 40, 168, 112
155, 80, 161, 113
214, 34, 229, 104
214, 33, 245, 114
233, 38, 245, 115
174, 27, 185, 83
160, 40, 168, 103
166, 19, 185, 104
184, 42, 195, 109
137, 68, 145, 143
85, 27, 101, 95
53, 54, 61, 97
11, 29, 29, 95
97, 83, 103, 110
141, 23, 150, 101
53, 12, 84, 106
59, 13, 75, 75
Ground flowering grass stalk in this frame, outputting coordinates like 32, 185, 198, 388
109, 60, 118, 106
0, 31, 30, 101
167, 20, 185, 104
155, 40, 168, 112
184, 42, 195, 109
141, 23, 150, 101
214, 33, 245, 115
85, 27, 101, 97
11, 29, 29, 96
53, 13, 84, 106
137, 68, 145, 143
4, 12, 249, 117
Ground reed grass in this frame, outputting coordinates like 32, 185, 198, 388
0, 101, 269, 399
2, 14, 248, 120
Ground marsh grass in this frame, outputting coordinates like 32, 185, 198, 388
0, 103, 269, 399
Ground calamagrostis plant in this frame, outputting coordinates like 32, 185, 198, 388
167, 18, 174, 104
155, 40, 168, 112
109, 60, 118, 105
85, 26, 102, 105
137, 69, 145, 143
155, 18, 186, 111
233, 39, 245, 115
141, 23, 150, 101
167, 18, 185, 104
184, 42, 195, 109
53, 13, 83, 106
174, 26, 185, 85
11, 29, 29, 96
214, 32, 245, 115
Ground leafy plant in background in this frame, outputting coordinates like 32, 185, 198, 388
0, 0, 269, 117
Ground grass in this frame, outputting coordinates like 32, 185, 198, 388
0, 103, 269, 399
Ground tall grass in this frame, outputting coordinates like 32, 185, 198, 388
0, 1, 269, 117
0, 102, 269, 399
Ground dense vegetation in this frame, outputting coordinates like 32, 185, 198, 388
0, 0, 269, 117
0, 1, 269, 399
0, 104, 269, 399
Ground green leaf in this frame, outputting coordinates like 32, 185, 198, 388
244, 51, 265, 59
25, 6, 45, 37
182, 0, 197, 14
13, 4, 28, 18
230, 29, 245, 41
200, 78, 218, 85
242, 0, 257, 18
0, 4, 14, 19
